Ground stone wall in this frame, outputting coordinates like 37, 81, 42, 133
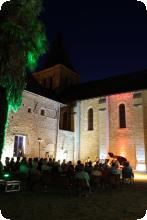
142, 90, 147, 170
108, 92, 145, 169
57, 130, 74, 162
133, 91, 145, 170
98, 97, 109, 159
78, 91, 146, 169
3, 87, 147, 170
3, 90, 60, 161
79, 98, 99, 162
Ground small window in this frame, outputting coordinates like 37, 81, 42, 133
88, 108, 93, 130
99, 98, 106, 104
99, 108, 106, 111
28, 108, 31, 113
41, 109, 45, 116
119, 104, 126, 128
133, 92, 142, 99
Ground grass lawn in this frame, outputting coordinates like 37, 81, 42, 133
0, 180, 147, 220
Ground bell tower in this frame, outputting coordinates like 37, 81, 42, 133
33, 33, 80, 94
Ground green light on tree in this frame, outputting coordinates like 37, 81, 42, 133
27, 51, 37, 70
0, 0, 47, 158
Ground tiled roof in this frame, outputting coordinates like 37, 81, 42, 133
56, 69, 147, 103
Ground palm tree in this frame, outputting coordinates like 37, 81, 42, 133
0, 0, 47, 158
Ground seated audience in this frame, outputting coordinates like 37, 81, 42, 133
75, 164, 90, 188
122, 161, 133, 178
41, 159, 49, 172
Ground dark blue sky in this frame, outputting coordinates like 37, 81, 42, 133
39, 0, 147, 83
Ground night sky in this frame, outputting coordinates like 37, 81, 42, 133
38, 0, 147, 83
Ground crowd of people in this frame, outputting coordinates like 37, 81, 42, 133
0, 156, 134, 193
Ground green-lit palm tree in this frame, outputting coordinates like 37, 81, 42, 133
0, 0, 47, 158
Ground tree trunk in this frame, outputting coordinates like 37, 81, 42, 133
0, 87, 9, 159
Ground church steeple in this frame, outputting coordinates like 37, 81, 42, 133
45, 33, 74, 71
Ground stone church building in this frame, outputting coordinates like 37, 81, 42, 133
3, 36, 147, 171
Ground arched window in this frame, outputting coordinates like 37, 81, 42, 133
119, 104, 126, 128
88, 108, 93, 130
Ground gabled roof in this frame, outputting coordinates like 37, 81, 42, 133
56, 69, 147, 103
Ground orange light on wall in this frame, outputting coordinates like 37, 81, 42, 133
108, 91, 138, 169
109, 92, 133, 100
119, 150, 126, 158
115, 138, 128, 157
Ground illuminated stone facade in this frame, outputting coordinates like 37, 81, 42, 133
75, 91, 146, 170
3, 63, 147, 171
3, 91, 61, 161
